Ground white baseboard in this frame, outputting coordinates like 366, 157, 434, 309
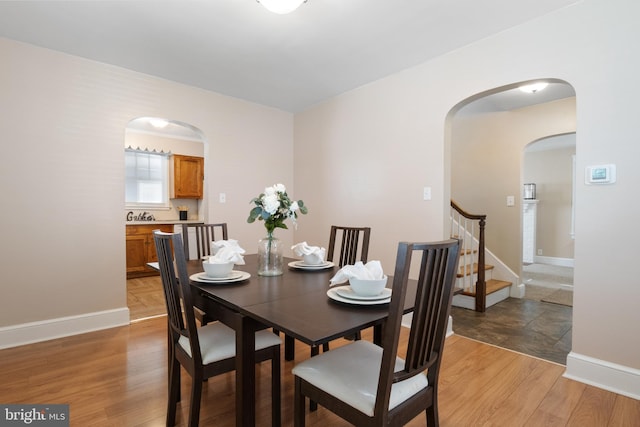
565, 351, 640, 400
533, 256, 574, 268
511, 283, 525, 298
402, 313, 413, 328
403, 313, 454, 338
0, 308, 130, 350
452, 286, 510, 310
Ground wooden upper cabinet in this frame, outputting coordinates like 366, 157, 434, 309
172, 154, 204, 199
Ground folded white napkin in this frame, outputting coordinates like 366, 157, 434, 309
291, 241, 326, 265
329, 260, 384, 285
207, 240, 246, 265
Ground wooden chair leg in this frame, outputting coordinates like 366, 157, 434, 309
294, 377, 305, 427
272, 349, 281, 427
167, 357, 180, 426
308, 346, 319, 411
426, 395, 439, 426
188, 375, 203, 427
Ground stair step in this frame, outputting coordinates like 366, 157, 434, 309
459, 248, 477, 255
460, 279, 512, 297
457, 263, 494, 278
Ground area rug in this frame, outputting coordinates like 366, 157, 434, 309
541, 289, 573, 307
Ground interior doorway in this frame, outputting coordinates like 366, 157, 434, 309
124, 117, 206, 321
448, 79, 576, 364
521, 133, 575, 307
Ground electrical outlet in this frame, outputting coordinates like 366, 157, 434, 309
537, 249, 543, 255
219, 193, 226, 203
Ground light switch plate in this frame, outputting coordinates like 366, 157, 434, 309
423, 187, 431, 200
219, 193, 226, 203
506, 196, 515, 207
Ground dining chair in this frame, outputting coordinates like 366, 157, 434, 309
292, 238, 461, 426
327, 225, 371, 267
181, 223, 228, 325
181, 222, 228, 260
153, 231, 281, 427
284, 225, 372, 359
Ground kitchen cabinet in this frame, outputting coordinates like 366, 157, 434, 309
126, 223, 175, 278
172, 154, 204, 199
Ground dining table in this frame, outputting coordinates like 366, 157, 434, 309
183, 254, 417, 427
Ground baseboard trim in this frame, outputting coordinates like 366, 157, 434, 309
0, 308, 130, 350
403, 313, 454, 338
533, 256, 574, 268
565, 351, 640, 400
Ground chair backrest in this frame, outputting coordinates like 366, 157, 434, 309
153, 230, 204, 365
374, 239, 461, 418
327, 225, 371, 267
182, 223, 228, 260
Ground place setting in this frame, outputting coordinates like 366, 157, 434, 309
288, 241, 335, 270
190, 239, 251, 284
327, 260, 391, 305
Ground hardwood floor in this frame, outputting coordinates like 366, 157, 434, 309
127, 275, 166, 321
1, 317, 638, 426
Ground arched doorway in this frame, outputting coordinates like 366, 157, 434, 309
124, 117, 206, 321
447, 80, 576, 364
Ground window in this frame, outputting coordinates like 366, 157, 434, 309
125, 150, 169, 208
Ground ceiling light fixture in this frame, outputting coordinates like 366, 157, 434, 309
519, 82, 549, 94
257, 0, 307, 14
149, 118, 169, 129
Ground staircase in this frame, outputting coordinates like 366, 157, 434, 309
450, 200, 517, 312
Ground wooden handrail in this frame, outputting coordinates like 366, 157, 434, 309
450, 200, 487, 312
450, 200, 486, 221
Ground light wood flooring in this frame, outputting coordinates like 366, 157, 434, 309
1, 317, 638, 426
127, 275, 166, 321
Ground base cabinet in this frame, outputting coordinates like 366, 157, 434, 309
126, 224, 174, 278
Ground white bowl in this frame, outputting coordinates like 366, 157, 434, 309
349, 275, 388, 297
202, 261, 234, 278
303, 254, 324, 265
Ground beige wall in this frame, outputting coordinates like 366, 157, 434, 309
0, 0, 638, 394
524, 144, 576, 260
0, 37, 293, 331
450, 98, 576, 271
294, 0, 640, 377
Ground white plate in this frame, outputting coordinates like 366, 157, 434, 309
327, 287, 391, 305
288, 260, 335, 270
190, 271, 250, 284
335, 286, 392, 301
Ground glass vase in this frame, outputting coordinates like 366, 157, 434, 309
257, 233, 283, 276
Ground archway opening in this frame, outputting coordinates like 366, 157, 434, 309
445, 79, 576, 365
124, 117, 207, 321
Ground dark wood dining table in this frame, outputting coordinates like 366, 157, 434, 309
185, 254, 417, 427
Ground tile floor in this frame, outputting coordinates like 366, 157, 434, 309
451, 264, 574, 365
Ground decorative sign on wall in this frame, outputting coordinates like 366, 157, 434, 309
126, 211, 156, 222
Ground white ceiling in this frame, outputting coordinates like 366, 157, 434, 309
0, 0, 579, 113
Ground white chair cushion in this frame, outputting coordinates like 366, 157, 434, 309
178, 322, 281, 365
292, 340, 428, 417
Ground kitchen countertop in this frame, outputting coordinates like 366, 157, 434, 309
126, 220, 203, 225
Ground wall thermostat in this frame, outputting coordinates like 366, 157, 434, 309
585, 164, 616, 184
